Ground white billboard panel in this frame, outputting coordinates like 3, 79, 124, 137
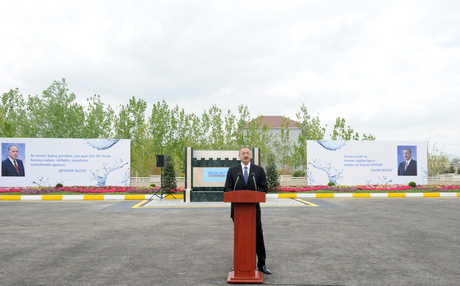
307, 140, 427, 185
1, 138, 130, 187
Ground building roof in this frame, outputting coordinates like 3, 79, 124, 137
246, 116, 298, 128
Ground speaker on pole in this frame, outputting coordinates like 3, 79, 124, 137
156, 155, 165, 167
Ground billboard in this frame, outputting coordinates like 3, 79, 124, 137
1, 138, 130, 187
307, 140, 427, 185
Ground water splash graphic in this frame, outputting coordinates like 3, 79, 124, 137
86, 139, 120, 150
90, 160, 129, 186
32, 177, 67, 187
32, 177, 50, 187
421, 167, 428, 184
308, 159, 343, 184
115, 169, 130, 186
316, 140, 347, 151
365, 176, 392, 185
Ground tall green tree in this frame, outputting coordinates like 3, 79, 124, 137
82, 94, 115, 139
331, 117, 375, 141
148, 100, 172, 156
427, 135, 448, 176
0, 88, 26, 137
330, 117, 359, 140
113, 96, 149, 176
113, 96, 147, 140
201, 105, 224, 149
24, 78, 85, 138
292, 104, 326, 173
223, 109, 238, 150
276, 117, 293, 172
235, 106, 275, 163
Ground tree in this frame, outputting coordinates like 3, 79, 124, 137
113, 96, 147, 140
235, 106, 275, 163
24, 78, 85, 138
331, 117, 359, 140
223, 109, 238, 150
292, 104, 326, 173
330, 117, 375, 141
0, 88, 26, 137
201, 105, 224, 149
276, 116, 293, 172
113, 96, 149, 176
265, 154, 280, 192
82, 94, 115, 139
148, 101, 191, 175
162, 155, 177, 191
427, 136, 448, 176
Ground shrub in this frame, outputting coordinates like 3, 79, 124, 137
55, 183, 63, 188
266, 154, 280, 192
408, 181, 416, 188
292, 170, 305, 177
150, 183, 156, 187
162, 155, 177, 191
328, 182, 335, 186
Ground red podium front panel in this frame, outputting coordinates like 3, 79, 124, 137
224, 191, 266, 284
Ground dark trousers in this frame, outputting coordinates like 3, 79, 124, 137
255, 214, 266, 267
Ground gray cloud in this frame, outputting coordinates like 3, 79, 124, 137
1, 0, 459, 155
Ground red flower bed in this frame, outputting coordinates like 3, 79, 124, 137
0, 186, 185, 194
1, 185, 458, 194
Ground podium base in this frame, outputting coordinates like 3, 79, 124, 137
227, 271, 263, 284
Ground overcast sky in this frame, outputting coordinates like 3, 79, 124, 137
1, 0, 459, 156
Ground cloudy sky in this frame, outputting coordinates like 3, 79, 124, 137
1, 0, 459, 156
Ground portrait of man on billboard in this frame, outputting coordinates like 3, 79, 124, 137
397, 146, 417, 176
2, 143, 26, 177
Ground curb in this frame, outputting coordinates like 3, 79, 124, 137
269, 192, 460, 199
0, 194, 184, 201
1, 193, 459, 201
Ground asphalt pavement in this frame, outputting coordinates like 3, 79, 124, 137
1, 198, 459, 286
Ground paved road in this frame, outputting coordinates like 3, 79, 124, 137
1, 198, 459, 285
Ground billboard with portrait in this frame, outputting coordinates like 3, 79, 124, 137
1, 138, 130, 187
307, 140, 427, 185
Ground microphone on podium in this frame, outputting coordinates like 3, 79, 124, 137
250, 172, 258, 192
234, 172, 242, 191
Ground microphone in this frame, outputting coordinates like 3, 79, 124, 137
234, 172, 242, 191
251, 172, 258, 192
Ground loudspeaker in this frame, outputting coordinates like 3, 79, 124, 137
156, 155, 165, 167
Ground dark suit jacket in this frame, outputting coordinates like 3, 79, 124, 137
2, 158, 25, 176
223, 163, 268, 219
398, 160, 417, 176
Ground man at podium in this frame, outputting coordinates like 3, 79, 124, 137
224, 147, 272, 275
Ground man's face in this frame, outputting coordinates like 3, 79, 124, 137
238, 148, 252, 165
403, 149, 411, 161
8, 146, 18, 160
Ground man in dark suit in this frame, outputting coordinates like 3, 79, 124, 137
2, 145, 25, 176
223, 147, 271, 275
398, 148, 417, 176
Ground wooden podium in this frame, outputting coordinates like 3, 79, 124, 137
224, 190, 266, 284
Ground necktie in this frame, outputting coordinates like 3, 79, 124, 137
14, 160, 20, 175
405, 161, 408, 172
243, 166, 248, 185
